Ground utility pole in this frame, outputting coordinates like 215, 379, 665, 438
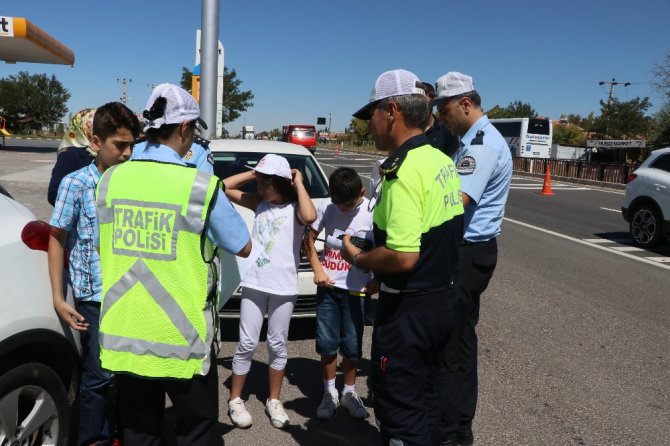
200, 0, 220, 140
117, 78, 132, 105
598, 78, 630, 106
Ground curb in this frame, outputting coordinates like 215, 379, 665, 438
514, 171, 627, 191
7, 136, 60, 141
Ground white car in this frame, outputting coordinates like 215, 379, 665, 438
209, 139, 330, 318
0, 185, 79, 445
622, 147, 670, 248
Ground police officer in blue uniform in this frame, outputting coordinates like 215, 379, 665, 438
132, 134, 214, 174
433, 72, 512, 446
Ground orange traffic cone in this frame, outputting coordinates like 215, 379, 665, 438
539, 163, 554, 195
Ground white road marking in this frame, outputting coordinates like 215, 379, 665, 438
583, 238, 632, 244
611, 246, 644, 252
503, 217, 670, 271
600, 207, 620, 213
318, 161, 371, 180
509, 185, 590, 190
645, 257, 670, 263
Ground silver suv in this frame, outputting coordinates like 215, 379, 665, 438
621, 147, 670, 248
0, 186, 79, 445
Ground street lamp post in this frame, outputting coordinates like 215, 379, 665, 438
328, 113, 331, 133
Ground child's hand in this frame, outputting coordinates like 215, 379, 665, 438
313, 270, 335, 288
291, 169, 303, 186
54, 300, 89, 331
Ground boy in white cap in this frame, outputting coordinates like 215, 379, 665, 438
434, 71, 512, 446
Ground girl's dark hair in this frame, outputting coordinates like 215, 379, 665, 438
93, 102, 141, 141
143, 97, 195, 142
258, 173, 297, 203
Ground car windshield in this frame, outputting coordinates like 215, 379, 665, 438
213, 152, 330, 198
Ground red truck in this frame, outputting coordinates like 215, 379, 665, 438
282, 124, 317, 153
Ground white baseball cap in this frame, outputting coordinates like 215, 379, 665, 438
353, 69, 426, 120
433, 72, 475, 106
142, 83, 207, 132
249, 154, 292, 180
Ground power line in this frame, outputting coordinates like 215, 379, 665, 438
598, 78, 631, 106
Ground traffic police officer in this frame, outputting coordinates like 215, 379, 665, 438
434, 72, 513, 446
96, 83, 251, 445
342, 69, 464, 446
132, 134, 215, 174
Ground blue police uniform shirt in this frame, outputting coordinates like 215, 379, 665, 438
130, 143, 249, 254
453, 115, 512, 242
132, 139, 214, 174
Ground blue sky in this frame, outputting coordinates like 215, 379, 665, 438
1, 0, 669, 135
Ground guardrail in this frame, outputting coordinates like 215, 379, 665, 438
513, 158, 639, 185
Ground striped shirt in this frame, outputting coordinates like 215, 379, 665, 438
50, 163, 102, 301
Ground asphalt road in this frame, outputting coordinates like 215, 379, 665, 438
1, 141, 668, 445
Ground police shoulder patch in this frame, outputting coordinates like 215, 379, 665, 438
184, 149, 193, 161
457, 156, 476, 175
207, 152, 214, 165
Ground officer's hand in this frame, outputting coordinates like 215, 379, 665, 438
340, 235, 359, 264
364, 278, 379, 295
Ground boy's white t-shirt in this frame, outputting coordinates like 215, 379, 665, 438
241, 201, 303, 295
312, 198, 373, 292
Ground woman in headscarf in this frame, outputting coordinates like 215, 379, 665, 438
47, 108, 97, 205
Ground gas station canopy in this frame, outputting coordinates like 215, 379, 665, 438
0, 16, 74, 65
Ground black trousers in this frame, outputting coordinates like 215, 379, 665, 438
371, 287, 457, 446
441, 238, 498, 439
115, 355, 222, 446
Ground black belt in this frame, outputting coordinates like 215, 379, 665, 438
462, 237, 496, 246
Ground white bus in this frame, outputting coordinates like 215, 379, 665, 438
489, 117, 552, 158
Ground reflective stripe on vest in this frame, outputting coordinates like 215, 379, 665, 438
96, 163, 216, 376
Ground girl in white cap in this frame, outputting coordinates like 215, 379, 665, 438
223, 154, 316, 429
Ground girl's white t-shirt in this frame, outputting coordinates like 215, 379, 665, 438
311, 198, 374, 292
241, 201, 303, 295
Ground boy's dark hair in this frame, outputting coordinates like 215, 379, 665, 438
257, 173, 298, 203
93, 102, 141, 141
329, 167, 362, 205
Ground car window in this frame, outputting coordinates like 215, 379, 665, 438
0, 183, 12, 199
650, 153, 670, 173
212, 152, 330, 198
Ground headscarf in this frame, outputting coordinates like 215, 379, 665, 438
57, 108, 97, 155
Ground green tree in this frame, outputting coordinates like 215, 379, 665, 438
650, 102, 670, 147
180, 66, 254, 128
486, 100, 537, 118
552, 123, 586, 146
593, 97, 652, 139
180, 67, 193, 94
347, 118, 371, 145
0, 71, 70, 131
650, 52, 670, 147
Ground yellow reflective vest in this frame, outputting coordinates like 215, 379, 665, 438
96, 160, 220, 379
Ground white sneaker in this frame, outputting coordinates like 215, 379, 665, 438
228, 397, 252, 428
340, 391, 369, 419
265, 399, 290, 428
316, 391, 339, 420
